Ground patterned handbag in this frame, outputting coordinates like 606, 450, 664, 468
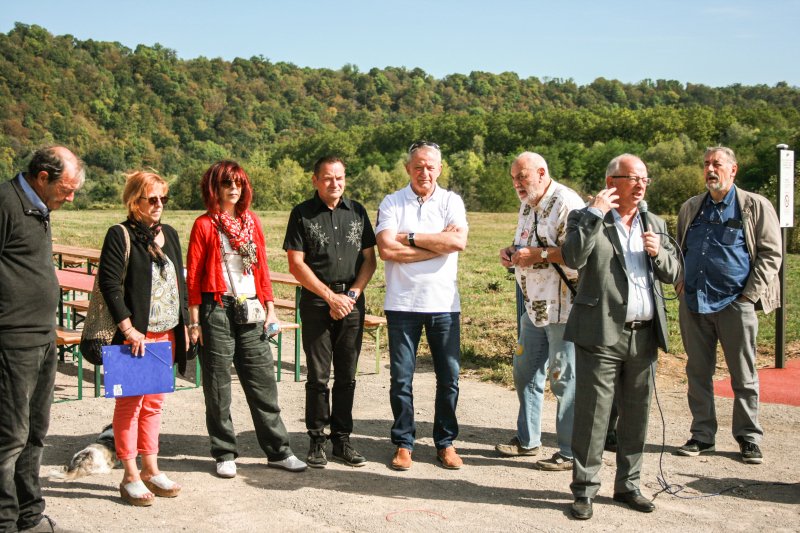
79, 224, 130, 365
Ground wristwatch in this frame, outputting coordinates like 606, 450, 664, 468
540, 248, 549, 262
408, 232, 417, 247
347, 290, 358, 301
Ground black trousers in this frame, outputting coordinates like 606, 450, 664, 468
0, 342, 57, 532
300, 296, 365, 442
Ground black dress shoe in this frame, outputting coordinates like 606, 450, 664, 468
571, 497, 593, 520
612, 489, 655, 513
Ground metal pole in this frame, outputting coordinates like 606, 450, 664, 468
775, 144, 789, 368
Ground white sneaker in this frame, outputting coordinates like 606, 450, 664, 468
268, 455, 307, 472
216, 460, 237, 478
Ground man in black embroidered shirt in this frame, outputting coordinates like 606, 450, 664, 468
283, 156, 377, 468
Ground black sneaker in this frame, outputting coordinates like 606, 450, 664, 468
332, 441, 367, 467
738, 439, 763, 464
676, 438, 715, 457
306, 438, 328, 468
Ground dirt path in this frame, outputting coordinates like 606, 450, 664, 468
43, 354, 799, 532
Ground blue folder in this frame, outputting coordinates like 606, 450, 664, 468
102, 341, 175, 398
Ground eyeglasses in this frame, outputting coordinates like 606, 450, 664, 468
220, 178, 243, 188
408, 140, 440, 154
610, 175, 652, 186
139, 195, 169, 206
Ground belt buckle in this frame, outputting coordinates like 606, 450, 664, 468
331, 282, 346, 293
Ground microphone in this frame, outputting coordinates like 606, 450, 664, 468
638, 200, 650, 231
638, 200, 655, 277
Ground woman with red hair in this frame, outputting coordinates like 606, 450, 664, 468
186, 160, 306, 478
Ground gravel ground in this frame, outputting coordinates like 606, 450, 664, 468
42, 348, 800, 533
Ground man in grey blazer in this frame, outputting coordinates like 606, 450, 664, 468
562, 154, 680, 520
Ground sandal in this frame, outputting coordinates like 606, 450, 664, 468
143, 473, 181, 497
119, 480, 154, 507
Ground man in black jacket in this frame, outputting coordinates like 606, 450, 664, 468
0, 146, 84, 532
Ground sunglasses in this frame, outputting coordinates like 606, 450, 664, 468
408, 140, 440, 154
139, 195, 169, 206
220, 178, 243, 188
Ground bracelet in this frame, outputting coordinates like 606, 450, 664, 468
188, 323, 201, 329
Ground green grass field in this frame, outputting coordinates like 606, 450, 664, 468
51, 208, 799, 385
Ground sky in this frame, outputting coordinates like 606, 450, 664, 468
1, 0, 798, 87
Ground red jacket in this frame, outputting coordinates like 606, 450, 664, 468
186, 211, 274, 307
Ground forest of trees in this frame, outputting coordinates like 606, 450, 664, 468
1, 22, 799, 218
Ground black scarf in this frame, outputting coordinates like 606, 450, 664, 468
125, 217, 168, 274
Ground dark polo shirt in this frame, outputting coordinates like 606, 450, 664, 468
283, 193, 376, 305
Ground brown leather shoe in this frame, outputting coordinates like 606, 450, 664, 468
391, 447, 412, 471
437, 446, 463, 469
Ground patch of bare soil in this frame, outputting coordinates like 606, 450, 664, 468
42, 342, 799, 532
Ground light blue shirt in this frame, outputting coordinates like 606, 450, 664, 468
588, 207, 654, 322
16, 173, 49, 216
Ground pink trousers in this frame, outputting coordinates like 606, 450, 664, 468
113, 330, 175, 460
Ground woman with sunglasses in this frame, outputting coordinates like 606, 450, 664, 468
186, 160, 306, 478
98, 171, 189, 506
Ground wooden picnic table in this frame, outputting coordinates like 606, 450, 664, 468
55, 268, 95, 328
269, 271, 303, 381
56, 268, 95, 293
53, 244, 102, 273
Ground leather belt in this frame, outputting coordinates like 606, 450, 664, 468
328, 282, 349, 294
624, 320, 652, 330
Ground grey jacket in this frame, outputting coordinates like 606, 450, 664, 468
562, 208, 680, 352
676, 187, 782, 314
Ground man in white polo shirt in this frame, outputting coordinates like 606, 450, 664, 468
375, 141, 469, 471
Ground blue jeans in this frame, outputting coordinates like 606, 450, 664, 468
386, 311, 461, 450
513, 315, 576, 459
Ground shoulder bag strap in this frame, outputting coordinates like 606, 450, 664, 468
218, 230, 239, 299
533, 212, 576, 296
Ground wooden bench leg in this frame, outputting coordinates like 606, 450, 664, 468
294, 286, 301, 382
77, 348, 83, 401
276, 331, 282, 382
375, 326, 382, 374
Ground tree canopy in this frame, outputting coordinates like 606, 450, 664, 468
1, 23, 798, 215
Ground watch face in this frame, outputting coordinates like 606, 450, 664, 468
541, 249, 549, 259
347, 290, 357, 300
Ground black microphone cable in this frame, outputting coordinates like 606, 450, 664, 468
648, 358, 800, 500
634, 205, 799, 499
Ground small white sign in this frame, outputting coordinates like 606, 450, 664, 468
779, 149, 795, 228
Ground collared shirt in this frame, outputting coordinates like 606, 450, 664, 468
17, 173, 49, 216
610, 209, 654, 323
375, 184, 468, 313
283, 192, 376, 291
513, 180, 583, 326
684, 186, 750, 313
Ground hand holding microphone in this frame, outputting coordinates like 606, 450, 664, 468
638, 201, 660, 257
